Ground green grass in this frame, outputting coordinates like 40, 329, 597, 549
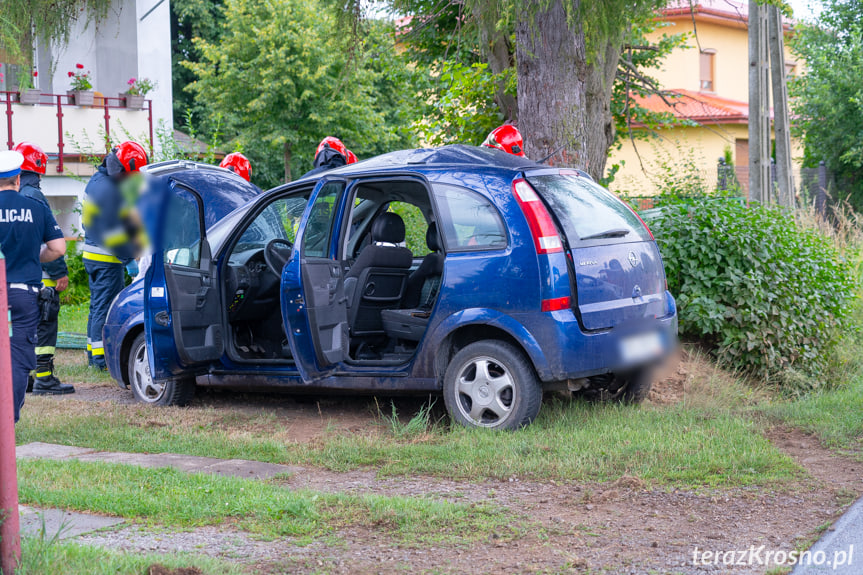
52, 349, 115, 385
17, 459, 514, 543
764, 372, 863, 456
58, 302, 89, 334
17, 396, 801, 488
17, 533, 243, 575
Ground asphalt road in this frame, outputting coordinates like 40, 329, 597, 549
792, 496, 861, 574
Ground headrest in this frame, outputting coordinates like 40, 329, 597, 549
371, 212, 406, 244
426, 222, 441, 252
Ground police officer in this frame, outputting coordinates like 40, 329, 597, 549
82, 141, 147, 370
302, 137, 349, 178
0, 150, 66, 423
14, 142, 74, 394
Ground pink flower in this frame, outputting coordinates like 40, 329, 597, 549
68, 71, 74, 77
76, 63, 84, 69
128, 78, 136, 85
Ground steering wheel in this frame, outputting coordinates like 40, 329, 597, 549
264, 238, 294, 277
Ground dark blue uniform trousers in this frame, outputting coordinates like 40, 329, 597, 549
84, 259, 125, 368
8, 287, 39, 423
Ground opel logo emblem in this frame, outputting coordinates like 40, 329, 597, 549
628, 251, 639, 268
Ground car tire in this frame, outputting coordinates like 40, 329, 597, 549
127, 332, 195, 406
620, 368, 653, 404
443, 340, 542, 430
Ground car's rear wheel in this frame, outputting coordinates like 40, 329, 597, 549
443, 340, 542, 430
127, 332, 195, 406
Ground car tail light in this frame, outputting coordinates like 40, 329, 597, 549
623, 202, 655, 241
512, 178, 563, 254
541, 296, 571, 312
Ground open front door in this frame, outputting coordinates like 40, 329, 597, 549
143, 180, 224, 381
281, 180, 348, 382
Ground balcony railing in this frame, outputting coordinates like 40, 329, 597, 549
2, 91, 153, 174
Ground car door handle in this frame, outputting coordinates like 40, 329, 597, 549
196, 286, 210, 308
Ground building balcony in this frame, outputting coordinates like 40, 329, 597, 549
2, 90, 154, 237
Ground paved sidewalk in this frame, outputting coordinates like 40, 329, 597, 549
19, 505, 125, 540
16, 441, 301, 480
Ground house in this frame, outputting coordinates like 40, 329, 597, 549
607, 0, 801, 198
0, 0, 173, 237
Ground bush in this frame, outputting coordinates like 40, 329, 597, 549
652, 199, 857, 385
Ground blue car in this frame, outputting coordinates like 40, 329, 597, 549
104, 145, 677, 430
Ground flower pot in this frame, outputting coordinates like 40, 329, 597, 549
18, 89, 41, 105
68, 90, 94, 106
123, 93, 145, 110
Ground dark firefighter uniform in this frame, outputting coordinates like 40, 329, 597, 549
82, 166, 134, 368
19, 170, 74, 394
82, 142, 147, 369
0, 151, 65, 422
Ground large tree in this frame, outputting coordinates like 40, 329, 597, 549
789, 0, 863, 207
185, 0, 418, 187
395, 0, 673, 180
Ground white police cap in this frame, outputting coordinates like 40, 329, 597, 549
0, 150, 24, 179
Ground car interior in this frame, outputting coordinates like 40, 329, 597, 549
220, 179, 445, 365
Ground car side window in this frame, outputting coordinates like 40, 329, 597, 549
163, 186, 202, 268
432, 184, 507, 251
303, 182, 344, 258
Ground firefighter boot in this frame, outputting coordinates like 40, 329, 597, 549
32, 357, 76, 395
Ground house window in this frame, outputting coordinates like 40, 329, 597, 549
700, 50, 716, 92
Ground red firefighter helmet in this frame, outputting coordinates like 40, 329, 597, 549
219, 152, 252, 182
13, 141, 48, 175
114, 141, 148, 173
315, 136, 348, 160
345, 150, 358, 164
482, 125, 525, 157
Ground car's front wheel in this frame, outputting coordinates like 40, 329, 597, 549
443, 340, 542, 430
127, 332, 195, 406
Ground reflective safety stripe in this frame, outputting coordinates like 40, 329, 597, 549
87, 343, 92, 351
82, 199, 100, 227
104, 228, 129, 248
35, 346, 55, 355
82, 251, 123, 264
41, 278, 57, 288
35, 371, 52, 378
91, 349, 105, 357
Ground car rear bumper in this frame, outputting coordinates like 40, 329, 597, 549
514, 290, 678, 382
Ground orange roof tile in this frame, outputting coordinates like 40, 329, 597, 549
633, 89, 750, 125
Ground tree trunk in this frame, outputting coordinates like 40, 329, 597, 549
515, 0, 621, 180
475, 5, 517, 123
284, 141, 292, 183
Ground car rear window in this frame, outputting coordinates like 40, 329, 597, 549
527, 175, 650, 244
433, 184, 507, 251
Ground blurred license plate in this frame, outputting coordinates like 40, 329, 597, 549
620, 331, 663, 363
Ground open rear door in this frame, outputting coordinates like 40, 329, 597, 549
143, 179, 224, 380
281, 179, 348, 382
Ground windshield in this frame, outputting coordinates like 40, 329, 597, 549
527, 175, 650, 244
208, 204, 253, 255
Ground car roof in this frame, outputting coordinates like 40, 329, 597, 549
141, 160, 262, 228
301, 144, 543, 180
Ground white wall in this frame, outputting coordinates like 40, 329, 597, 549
137, 0, 175, 146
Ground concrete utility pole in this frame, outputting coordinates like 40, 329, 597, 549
768, 5, 795, 207
748, 1, 771, 203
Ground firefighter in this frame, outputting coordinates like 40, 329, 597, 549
0, 150, 66, 422
82, 141, 148, 370
219, 152, 252, 182
482, 125, 526, 157
302, 137, 349, 178
13, 142, 74, 394
346, 150, 358, 165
